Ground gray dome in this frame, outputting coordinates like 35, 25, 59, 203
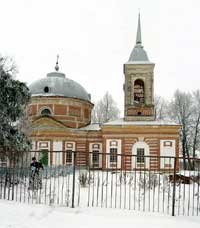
29, 71, 91, 102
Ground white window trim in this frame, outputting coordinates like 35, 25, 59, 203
37, 141, 50, 165
106, 139, 121, 169
38, 106, 53, 116
160, 140, 176, 169
89, 143, 102, 168
53, 141, 63, 165
132, 141, 150, 169
65, 142, 75, 165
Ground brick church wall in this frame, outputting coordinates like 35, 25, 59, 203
28, 96, 93, 128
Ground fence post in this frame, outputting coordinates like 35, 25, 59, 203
71, 151, 76, 208
172, 156, 177, 216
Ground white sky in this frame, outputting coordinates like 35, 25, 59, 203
0, 0, 200, 114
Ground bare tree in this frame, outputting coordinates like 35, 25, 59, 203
154, 95, 169, 120
156, 90, 200, 170
0, 55, 18, 76
191, 90, 200, 165
168, 90, 194, 169
92, 92, 120, 124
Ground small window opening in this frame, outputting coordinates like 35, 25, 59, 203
138, 112, 142, 115
41, 108, 51, 116
44, 86, 49, 93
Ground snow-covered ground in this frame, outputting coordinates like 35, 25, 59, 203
0, 200, 200, 228
1, 170, 200, 216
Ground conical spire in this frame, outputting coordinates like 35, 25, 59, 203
136, 13, 142, 45
128, 13, 149, 62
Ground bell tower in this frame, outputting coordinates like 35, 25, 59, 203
124, 14, 155, 121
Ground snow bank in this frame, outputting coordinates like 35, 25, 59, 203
0, 200, 200, 228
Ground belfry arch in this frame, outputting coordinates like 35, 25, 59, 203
134, 79, 145, 104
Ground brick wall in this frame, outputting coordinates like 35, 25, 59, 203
28, 96, 93, 128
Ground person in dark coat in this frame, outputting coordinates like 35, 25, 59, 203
29, 157, 44, 190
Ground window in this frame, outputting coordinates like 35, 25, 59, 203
110, 141, 118, 147
39, 142, 49, 148
92, 150, 99, 164
44, 86, 49, 93
41, 108, 51, 116
134, 79, 144, 104
137, 148, 145, 163
90, 143, 101, 168
110, 148, 117, 163
66, 150, 72, 163
163, 141, 173, 147
107, 140, 121, 168
92, 144, 100, 149
65, 142, 75, 164
109, 141, 118, 163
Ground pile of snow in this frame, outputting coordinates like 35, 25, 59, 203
0, 200, 200, 228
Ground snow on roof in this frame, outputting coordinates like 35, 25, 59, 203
125, 61, 154, 65
103, 119, 180, 126
79, 123, 101, 131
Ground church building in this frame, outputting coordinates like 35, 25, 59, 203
28, 15, 180, 171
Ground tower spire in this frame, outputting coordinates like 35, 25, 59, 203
136, 13, 142, 45
55, 55, 59, 71
128, 13, 149, 62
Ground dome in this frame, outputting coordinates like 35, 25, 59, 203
29, 71, 91, 102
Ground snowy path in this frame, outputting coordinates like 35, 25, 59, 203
0, 200, 200, 228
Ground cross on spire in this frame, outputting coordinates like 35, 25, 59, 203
55, 55, 59, 71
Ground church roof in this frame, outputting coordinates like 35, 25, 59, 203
29, 60, 91, 102
103, 119, 180, 126
79, 123, 101, 131
127, 13, 150, 63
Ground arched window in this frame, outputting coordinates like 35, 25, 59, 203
41, 108, 51, 116
134, 79, 145, 104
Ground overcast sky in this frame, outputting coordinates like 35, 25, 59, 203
0, 0, 200, 115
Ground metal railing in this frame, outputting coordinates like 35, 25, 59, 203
0, 150, 200, 216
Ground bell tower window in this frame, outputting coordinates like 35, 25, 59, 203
134, 79, 144, 104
